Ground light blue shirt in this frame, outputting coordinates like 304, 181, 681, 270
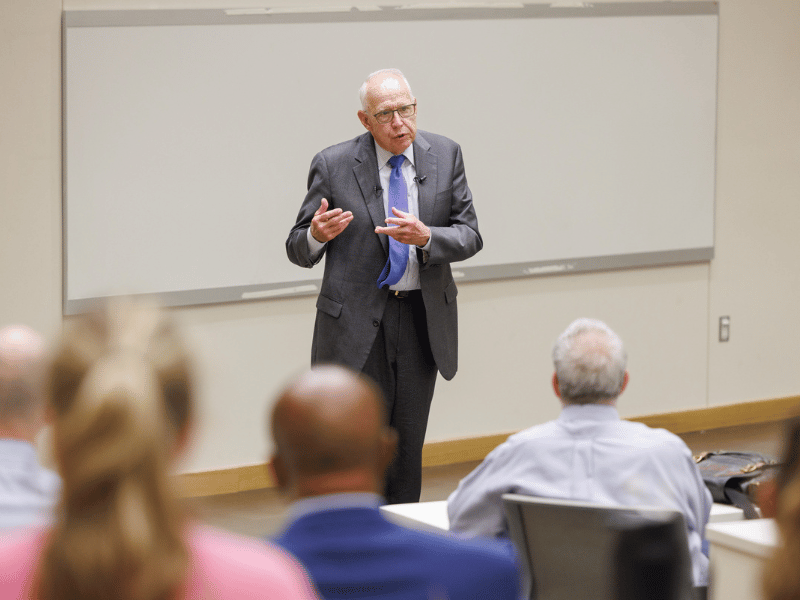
0, 439, 60, 531
446, 404, 712, 586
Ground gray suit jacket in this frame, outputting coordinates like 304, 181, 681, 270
286, 130, 482, 380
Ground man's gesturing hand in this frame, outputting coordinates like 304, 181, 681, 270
375, 207, 431, 247
310, 198, 353, 243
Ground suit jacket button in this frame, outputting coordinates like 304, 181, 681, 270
373, 319, 380, 327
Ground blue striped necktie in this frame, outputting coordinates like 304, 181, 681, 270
376, 154, 409, 288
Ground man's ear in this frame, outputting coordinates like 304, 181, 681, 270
42, 403, 55, 426
552, 373, 562, 399
357, 110, 371, 132
269, 454, 288, 490
620, 371, 630, 395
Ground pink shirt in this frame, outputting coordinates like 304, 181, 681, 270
0, 524, 319, 599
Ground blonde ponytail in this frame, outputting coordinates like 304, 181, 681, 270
39, 302, 193, 600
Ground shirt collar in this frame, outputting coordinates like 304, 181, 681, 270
374, 141, 415, 170
287, 492, 383, 522
558, 403, 620, 422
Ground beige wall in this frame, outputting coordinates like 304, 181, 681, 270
2, 0, 799, 474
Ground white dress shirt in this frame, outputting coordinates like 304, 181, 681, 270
446, 404, 712, 586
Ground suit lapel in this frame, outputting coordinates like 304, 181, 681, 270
353, 134, 389, 256
413, 133, 437, 227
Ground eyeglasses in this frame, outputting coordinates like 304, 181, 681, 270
372, 103, 417, 124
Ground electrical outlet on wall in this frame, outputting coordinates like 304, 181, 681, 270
719, 316, 730, 342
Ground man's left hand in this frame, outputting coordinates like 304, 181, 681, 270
375, 207, 431, 247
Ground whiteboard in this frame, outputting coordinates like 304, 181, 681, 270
63, 3, 718, 314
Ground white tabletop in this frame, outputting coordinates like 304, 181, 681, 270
380, 500, 449, 533
380, 500, 745, 534
706, 518, 777, 559
705, 518, 777, 600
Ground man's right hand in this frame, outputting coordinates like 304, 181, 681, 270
310, 198, 353, 243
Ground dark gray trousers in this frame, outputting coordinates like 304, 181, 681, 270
362, 290, 438, 504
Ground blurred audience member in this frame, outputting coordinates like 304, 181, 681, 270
0, 301, 319, 600
0, 324, 60, 530
269, 364, 520, 600
762, 415, 800, 600
447, 317, 712, 587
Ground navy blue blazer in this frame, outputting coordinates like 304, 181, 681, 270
272, 506, 520, 599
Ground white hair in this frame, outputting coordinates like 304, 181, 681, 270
358, 68, 413, 112
551, 318, 627, 405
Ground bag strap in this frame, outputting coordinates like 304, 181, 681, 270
724, 487, 760, 519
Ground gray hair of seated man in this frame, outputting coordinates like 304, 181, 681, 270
552, 318, 627, 405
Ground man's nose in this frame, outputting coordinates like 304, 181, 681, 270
391, 111, 404, 127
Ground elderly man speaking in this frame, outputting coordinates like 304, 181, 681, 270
286, 68, 482, 504
447, 318, 712, 587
